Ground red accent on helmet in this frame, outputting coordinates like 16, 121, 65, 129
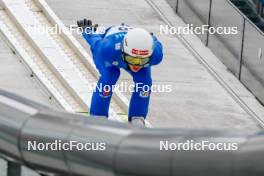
131, 49, 149, 56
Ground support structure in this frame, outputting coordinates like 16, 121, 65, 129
7, 162, 21, 176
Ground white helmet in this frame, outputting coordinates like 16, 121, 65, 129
123, 28, 154, 58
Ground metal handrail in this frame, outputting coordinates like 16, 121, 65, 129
0, 89, 264, 176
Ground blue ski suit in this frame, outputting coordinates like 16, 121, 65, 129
82, 24, 163, 121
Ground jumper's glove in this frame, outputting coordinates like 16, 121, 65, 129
77, 19, 98, 33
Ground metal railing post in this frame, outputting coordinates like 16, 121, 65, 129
257, 0, 261, 14
260, 2, 264, 17
238, 18, 246, 80
7, 161, 21, 176
176, 0, 179, 13
206, 0, 213, 46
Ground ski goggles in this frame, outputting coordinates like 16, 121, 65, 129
123, 54, 150, 66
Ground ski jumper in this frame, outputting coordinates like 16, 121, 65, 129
82, 24, 163, 121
